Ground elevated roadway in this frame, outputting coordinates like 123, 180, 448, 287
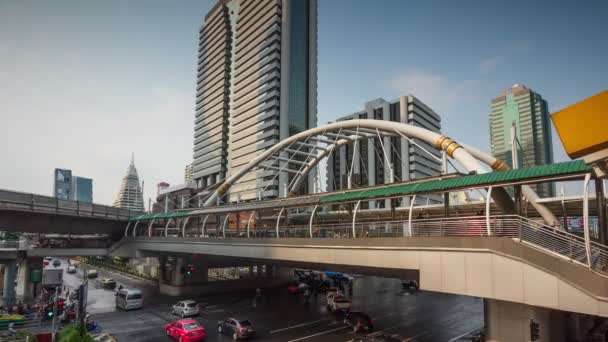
0, 189, 140, 238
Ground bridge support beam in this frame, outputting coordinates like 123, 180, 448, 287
15, 257, 35, 303
201, 215, 209, 237
246, 211, 255, 238
2, 261, 16, 306
596, 177, 607, 245
484, 298, 566, 342
309, 205, 319, 238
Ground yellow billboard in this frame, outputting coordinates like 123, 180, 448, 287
551, 90, 608, 159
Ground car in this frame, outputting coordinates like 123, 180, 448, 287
217, 318, 255, 340
172, 300, 200, 318
325, 287, 341, 297
100, 278, 116, 289
87, 270, 98, 279
287, 283, 308, 294
44, 256, 53, 261
165, 319, 206, 342
401, 280, 419, 291
52, 260, 61, 267
344, 311, 373, 333
353, 333, 402, 342
326, 293, 351, 312
43, 260, 50, 266
67, 265, 77, 274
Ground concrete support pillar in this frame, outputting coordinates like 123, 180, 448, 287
484, 299, 565, 342
15, 258, 34, 303
3, 261, 16, 306
159, 255, 209, 296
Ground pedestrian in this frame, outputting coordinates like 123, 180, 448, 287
304, 287, 310, 304
255, 287, 261, 298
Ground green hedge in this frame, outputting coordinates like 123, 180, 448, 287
58, 324, 95, 342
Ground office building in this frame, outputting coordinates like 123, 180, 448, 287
184, 163, 193, 183
490, 84, 555, 197
54, 168, 93, 202
192, 0, 318, 203
71, 176, 93, 203
53, 168, 72, 200
326, 95, 443, 208
113, 156, 145, 211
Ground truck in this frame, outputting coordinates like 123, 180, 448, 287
42, 269, 63, 288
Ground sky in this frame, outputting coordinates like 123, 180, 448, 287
0, 0, 607, 206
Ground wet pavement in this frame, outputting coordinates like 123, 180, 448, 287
60, 265, 483, 342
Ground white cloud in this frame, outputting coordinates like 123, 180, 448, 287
478, 40, 532, 75
479, 55, 506, 75
388, 69, 478, 114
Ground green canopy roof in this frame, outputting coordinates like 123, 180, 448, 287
319, 160, 591, 204
130, 210, 192, 221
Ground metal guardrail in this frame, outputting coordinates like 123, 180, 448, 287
133, 214, 608, 276
0, 241, 20, 249
0, 189, 137, 220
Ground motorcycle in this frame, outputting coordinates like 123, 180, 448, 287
86, 320, 103, 334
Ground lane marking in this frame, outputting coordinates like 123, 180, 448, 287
270, 319, 326, 334
402, 331, 429, 341
288, 325, 349, 342
447, 325, 483, 342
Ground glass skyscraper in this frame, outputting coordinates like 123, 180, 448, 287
72, 176, 93, 203
490, 84, 555, 197
53, 168, 93, 202
192, 0, 318, 203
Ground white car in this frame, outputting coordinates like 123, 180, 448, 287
172, 300, 200, 318
326, 292, 351, 312
67, 265, 77, 274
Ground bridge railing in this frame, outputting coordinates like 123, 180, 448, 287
0, 189, 136, 220
215, 215, 608, 274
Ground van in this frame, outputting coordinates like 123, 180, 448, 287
115, 288, 143, 310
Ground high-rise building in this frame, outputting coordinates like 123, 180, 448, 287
326, 95, 443, 208
54, 168, 93, 202
113, 156, 145, 211
192, 0, 318, 203
490, 84, 555, 197
184, 163, 193, 183
54, 168, 72, 200
71, 176, 93, 203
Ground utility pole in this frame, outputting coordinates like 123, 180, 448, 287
50, 287, 59, 342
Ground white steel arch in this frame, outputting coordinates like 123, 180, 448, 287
203, 119, 558, 226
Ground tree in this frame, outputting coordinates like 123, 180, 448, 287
57, 324, 96, 342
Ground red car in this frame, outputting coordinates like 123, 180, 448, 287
287, 283, 307, 294
165, 319, 206, 342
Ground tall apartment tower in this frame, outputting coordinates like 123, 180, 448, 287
112, 156, 145, 212
193, 0, 318, 203
326, 96, 443, 208
490, 84, 555, 197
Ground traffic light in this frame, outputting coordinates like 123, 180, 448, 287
186, 264, 195, 276
45, 305, 54, 318
530, 320, 540, 341
57, 300, 65, 316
